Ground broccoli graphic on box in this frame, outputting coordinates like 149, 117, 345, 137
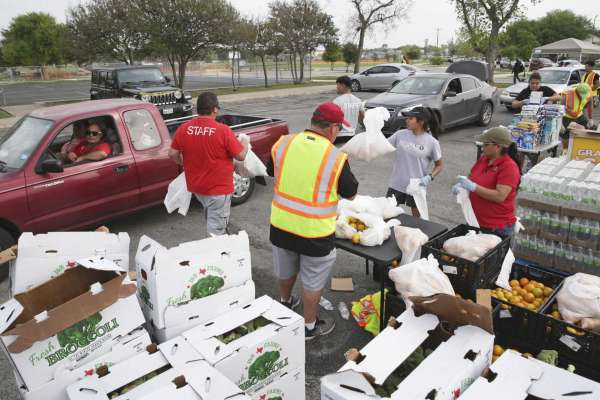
57, 312, 102, 348
248, 351, 280, 381
190, 275, 224, 299
139, 285, 151, 306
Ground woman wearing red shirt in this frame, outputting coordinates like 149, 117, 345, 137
452, 127, 521, 237
67, 123, 111, 163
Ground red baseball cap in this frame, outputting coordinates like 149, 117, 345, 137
312, 102, 352, 127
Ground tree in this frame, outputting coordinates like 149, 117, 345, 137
342, 42, 359, 72
322, 41, 342, 70
534, 10, 596, 46
1, 13, 66, 67
499, 19, 539, 60
451, 0, 541, 83
66, 0, 151, 65
399, 44, 420, 61
140, 0, 237, 88
348, 0, 412, 73
247, 19, 276, 88
269, 0, 337, 84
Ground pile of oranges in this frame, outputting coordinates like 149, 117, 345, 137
491, 277, 553, 311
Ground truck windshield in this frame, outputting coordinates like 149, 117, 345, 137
118, 68, 165, 84
0, 116, 54, 171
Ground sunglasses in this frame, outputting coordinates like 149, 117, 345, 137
86, 130, 102, 137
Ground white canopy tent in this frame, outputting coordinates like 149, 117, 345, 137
532, 38, 600, 62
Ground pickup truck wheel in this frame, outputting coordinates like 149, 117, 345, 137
231, 173, 255, 206
0, 227, 15, 281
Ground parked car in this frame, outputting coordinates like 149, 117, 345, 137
0, 99, 288, 262
499, 66, 598, 110
528, 57, 555, 71
90, 65, 194, 119
350, 63, 419, 91
499, 58, 513, 69
364, 69, 498, 134
557, 59, 583, 68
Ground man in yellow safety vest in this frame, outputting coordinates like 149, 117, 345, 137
267, 102, 358, 340
562, 82, 593, 130
583, 60, 599, 123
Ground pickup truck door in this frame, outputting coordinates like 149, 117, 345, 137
24, 113, 141, 232
123, 107, 179, 205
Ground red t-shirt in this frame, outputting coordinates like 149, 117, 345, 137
469, 154, 520, 229
171, 117, 243, 195
72, 141, 112, 157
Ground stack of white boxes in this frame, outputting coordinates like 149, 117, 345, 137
0, 231, 149, 400
134, 231, 256, 342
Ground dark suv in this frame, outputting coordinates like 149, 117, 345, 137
90, 65, 193, 118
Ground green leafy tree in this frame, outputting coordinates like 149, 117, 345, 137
1, 13, 66, 67
57, 313, 102, 348
246, 18, 276, 88
499, 19, 539, 60
190, 275, 225, 299
399, 45, 421, 61
248, 351, 280, 381
322, 41, 342, 70
342, 42, 359, 72
535, 10, 597, 46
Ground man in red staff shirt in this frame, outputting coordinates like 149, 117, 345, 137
169, 92, 249, 236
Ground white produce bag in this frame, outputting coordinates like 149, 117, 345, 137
495, 249, 515, 291
406, 178, 429, 220
393, 225, 429, 265
234, 134, 267, 177
557, 273, 600, 333
340, 107, 395, 161
164, 172, 192, 216
336, 195, 404, 219
456, 187, 479, 227
388, 254, 455, 304
442, 230, 501, 261
335, 212, 398, 246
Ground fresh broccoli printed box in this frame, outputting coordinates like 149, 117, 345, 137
181, 295, 305, 395
11, 231, 130, 295
251, 366, 305, 400
135, 231, 252, 329
0, 258, 145, 391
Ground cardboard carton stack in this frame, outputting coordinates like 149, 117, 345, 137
320, 294, 495, 400
0, 231, 147, 400
134, 231, 255, 342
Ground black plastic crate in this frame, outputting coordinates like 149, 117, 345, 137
539, 296, 600, 373
383, 291, 407, 324
422, 224, 511, 299
487, 263, 565, 344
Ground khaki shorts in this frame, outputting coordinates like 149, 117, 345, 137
272, 245, 336, 291
194, 194, 231, 236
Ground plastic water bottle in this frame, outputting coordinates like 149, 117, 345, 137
554, 242, 565, 268
338, 302, 350, 320
577, 219, 592, 243
319, 296, 334, 311
541, 212, 551, 233
591, 221, 600, 250
549, 213, 561, 236
560, 216, 570, 239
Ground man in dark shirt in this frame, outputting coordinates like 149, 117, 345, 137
267, 103, 358, 340
512, 71, 561, 109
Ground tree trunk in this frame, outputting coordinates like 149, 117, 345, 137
260, 55, 268, 88
168, 57, 178, 88
231, 52, 237, 91
299, 53, 305, 83
178, 59, 187, 89
486, 27, 500, 84
289, 53, 297, 83
354, 26, 366, 73
236, 54, 241, 86
346, 63, 349, 72
275, 55, 279, 83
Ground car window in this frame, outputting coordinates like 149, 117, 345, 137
569, 71, 580, 84
389, 76, 446, 95
124, 109, 162, 151
382, 66, 400, 73
538, 70, 570, 84
446, 78, 462, 94
367, 66, 384, 74
460, 77, 477, 92
92, 71, 97, 84
117, 68, 165, 84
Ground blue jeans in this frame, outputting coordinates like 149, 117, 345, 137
488, 223, 515, 238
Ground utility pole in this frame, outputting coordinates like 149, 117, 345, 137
435, 28, 441, 49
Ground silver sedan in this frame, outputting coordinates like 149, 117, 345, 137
349, 63, 419, 91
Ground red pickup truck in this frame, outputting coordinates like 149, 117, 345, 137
0, 99, 288, 252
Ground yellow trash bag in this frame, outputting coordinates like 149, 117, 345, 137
351, 289, 388, 336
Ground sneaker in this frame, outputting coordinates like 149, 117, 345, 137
305, 315, 335, 341
281, 296, 301, 310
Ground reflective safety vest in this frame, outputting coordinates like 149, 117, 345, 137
563, 88, 592, 119
270, 131, 347, 238
583, 70, 598, 96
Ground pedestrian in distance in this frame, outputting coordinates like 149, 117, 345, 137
452, 127, 521, 238
386, 106, 443, 217
267, 102, 359, 341
333, 75, 365, 138
512, 58, 524, 84
169, 92, 249, 236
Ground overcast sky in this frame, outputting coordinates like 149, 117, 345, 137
0, 0, 598, 48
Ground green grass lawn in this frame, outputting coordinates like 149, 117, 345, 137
0, 108, 12, 119
189, 80, 333, 97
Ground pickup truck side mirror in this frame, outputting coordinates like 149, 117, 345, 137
36, 158, 63, 174
444, 90, 457, 99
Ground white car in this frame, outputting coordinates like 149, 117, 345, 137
350, 63, 419, 91
499, 66, 598, 110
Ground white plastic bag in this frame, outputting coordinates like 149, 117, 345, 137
388, 254, 455, 303
495, 249, 515, 291
406, 178, 429, 220
233, 134, 267, 177
557, 273, 600, 332
456, 187, 479, 227
442, 230, 501, 261
164, 172, 192, 216
335, 212, 395, 246
336, 195, 404, 219
340, 107, 395, 161
393, 225, 429, 265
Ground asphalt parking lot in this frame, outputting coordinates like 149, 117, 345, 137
0, 90, 514, 400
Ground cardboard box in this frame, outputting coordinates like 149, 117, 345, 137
66, 335, 250, 400
148, 279, 256, 343
135, 232, 252, 329
15, 327, 152, 400
0, 258, 145, 391
11, 231, 130, 295
321, 294, 494, 400
568, 131, 600, 164
182, 295, 305, 394
250, 367, 305, 400
459, 349, 600, 400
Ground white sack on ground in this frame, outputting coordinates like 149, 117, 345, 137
442, 230, 501, 261
164, 172, 192, 216
456, 187, 479, 227
388, 254, 455, 303
557, 273, 600, 333
406, 178, 429, 220
340, 107, 395, 161
394, 225, 429, 265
